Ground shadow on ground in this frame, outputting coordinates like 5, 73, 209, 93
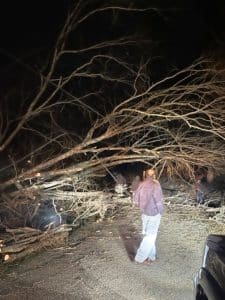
118, 223, 142, 261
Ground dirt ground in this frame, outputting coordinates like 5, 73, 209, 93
1, 203, 225, 300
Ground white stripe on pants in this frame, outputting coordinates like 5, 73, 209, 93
135, 213, 161, 263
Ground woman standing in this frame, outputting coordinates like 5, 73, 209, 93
133, 168, 164, 264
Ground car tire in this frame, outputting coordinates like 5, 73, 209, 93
196, 286, 208, 300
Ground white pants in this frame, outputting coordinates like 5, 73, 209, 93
135, 213, 161, 263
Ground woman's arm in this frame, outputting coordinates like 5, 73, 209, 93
152, 183, 164, 214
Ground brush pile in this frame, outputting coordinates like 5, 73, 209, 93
0, 225, 71, 263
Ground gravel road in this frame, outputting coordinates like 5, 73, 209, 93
0, 204, 225, 300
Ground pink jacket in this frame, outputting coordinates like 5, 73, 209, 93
133, 178, 164, 216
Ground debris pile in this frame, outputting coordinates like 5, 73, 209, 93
0, 225, 71, 263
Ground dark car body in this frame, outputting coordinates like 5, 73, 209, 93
194, 234, 225, 300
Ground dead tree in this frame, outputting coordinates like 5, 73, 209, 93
1, 58, 225, 186
0, 2, 225, 228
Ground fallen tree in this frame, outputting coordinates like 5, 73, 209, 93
0, 1, 225, 233
1, 58, 225, 189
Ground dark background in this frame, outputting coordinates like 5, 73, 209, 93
0, 0, 224, 72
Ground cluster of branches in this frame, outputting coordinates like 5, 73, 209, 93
0, 1, 225, 194
0, 226, 71, 263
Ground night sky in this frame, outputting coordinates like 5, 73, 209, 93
1, 0, 224, 71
